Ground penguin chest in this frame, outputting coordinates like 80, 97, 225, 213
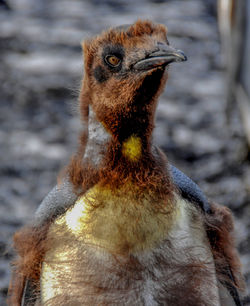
40, 184, 175, 303
46, 183, 176, 254
40, 192, 219, 305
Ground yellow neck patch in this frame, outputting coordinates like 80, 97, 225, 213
122, 135, 142, 161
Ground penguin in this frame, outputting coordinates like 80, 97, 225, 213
8, 20, 244, 306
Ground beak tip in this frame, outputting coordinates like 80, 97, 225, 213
176, 50, 187, 62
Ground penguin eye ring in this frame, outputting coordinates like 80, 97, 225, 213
105, 55, 121, 67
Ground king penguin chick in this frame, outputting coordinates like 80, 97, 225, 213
8, 20, 244, 306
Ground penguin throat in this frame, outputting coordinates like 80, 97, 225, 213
98, 69, 165, 143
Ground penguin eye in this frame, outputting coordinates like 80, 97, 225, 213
105, 55, 121, 67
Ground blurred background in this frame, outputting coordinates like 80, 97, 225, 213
0, 0, 249, 304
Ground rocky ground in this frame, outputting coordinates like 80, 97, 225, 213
0, 0, 249, 304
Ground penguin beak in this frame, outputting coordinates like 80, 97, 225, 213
133, 44, 187, 71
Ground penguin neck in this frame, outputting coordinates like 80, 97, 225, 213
83, 106, 111, 167
77, 108, 172, 199
83, 106, 154, 168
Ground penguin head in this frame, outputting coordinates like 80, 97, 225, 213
80, 20, 186, 141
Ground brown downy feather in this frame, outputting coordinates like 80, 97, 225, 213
205, 202, 245, 291
8, 223, 50, 305
69, 21, 171, 198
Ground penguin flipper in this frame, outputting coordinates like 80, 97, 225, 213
34, 177, 79, 226
169, 164, 243, 306
169, 164, 211, 213
7, 178, 78, 304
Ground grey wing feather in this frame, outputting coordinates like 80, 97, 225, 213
34, 177, 79, 226
169, 164, 211, 214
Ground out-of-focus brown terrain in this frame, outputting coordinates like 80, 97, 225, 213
0, 0, 249, 304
